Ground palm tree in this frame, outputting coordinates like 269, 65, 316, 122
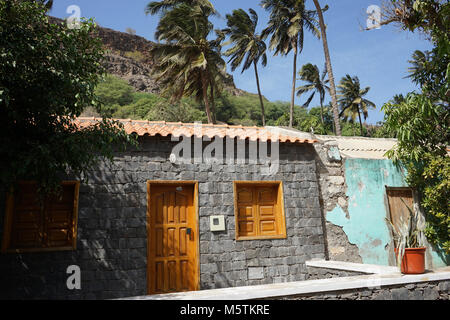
261, 0, 320, 128
149, 4, 226, 123
223, 9, 268, 126
392, 93, 406, 104
337, 75, 376, 136
145, 0, 215, 15
405, 50, 430, 85
296, 63, 329, 124
311, 0, 341, 136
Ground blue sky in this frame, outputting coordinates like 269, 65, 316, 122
50, 0, 432, 124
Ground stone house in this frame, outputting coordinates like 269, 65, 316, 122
1, 120, 447, 300
0, 119, 325, 299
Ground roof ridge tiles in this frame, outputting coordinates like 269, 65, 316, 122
73, 117, 317, 144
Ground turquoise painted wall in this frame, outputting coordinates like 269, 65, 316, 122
326, 158, 447, 267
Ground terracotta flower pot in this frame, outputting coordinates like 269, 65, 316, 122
395, 247, 426, 274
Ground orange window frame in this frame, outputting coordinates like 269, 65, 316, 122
233, 181, 287, 241
1, 181, 80, 253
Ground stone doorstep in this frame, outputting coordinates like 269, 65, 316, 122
305, 259, 399, 275
120, 264, 450, 300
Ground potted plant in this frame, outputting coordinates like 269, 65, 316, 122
386, 200, 427, 274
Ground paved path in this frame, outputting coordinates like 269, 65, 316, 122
120, 261, 450, 300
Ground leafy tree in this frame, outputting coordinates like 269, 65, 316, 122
337, 75, 376, 136
383, 93, 449, 253
149, 100, 207, 123
261, 0, 320, 128
340, 121, 367, 137
148, 3, 226, 123
296, 63, 329, 125
95, 74, 134, 117
380, 0, 449, 254
384, 94, 448, 162
298, 106, 333, 134
0, 1, 135, 194
223, 8, 268, 126
113, 96, 161, 120
311, 0, 342, 136
27, 0, 53, 10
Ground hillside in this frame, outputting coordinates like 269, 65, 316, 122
48, 16, 244, 96
96, 21, 244, 96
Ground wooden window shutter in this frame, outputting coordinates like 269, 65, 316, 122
9, 183, 43, 249
2, 181, 80, 253
45, 183, 77, 248
234, 182, 286, 240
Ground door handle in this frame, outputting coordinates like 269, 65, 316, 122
186, 228, 193, 240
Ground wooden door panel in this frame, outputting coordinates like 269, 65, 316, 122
179, 227, 187, 256
180, 260, 189, 290
154, 261, 164, 292
237, 189, 253, 203
148, 184, 197, 295
12, 229, 41, 248
166, 227, 176, 257
46, 229, 71, 247
386, 188, 414, 246
260, 220, 276, 233
238, 206, 254, 218
259, 205, 275, 216
387, 189, 414, 228
239, 221, 256, 236
167, 260, 177, 291
155, 194, 164, 224
258, 188, 275, 203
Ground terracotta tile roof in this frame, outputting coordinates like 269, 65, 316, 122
74, 118, 317, 144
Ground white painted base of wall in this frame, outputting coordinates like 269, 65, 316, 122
305, 259, 399, 274
122, 262, 450, 300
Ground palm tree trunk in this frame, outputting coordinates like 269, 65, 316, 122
320, 101, 324, 125
201, 72, 214, 124
313, 0, 341, 136
209, 81, 216, 124
357, 108, 363, 136
290, 45, 298, 128
254, 61, 266, 126
331, 116, 335, 134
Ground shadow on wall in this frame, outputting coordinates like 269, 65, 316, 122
0, 180, 149, 300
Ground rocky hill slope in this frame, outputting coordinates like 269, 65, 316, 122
50, 17, 244, 96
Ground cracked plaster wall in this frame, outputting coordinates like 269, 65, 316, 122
315, 141, 447, 268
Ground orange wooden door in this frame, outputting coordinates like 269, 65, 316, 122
147, 184, 198, 294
